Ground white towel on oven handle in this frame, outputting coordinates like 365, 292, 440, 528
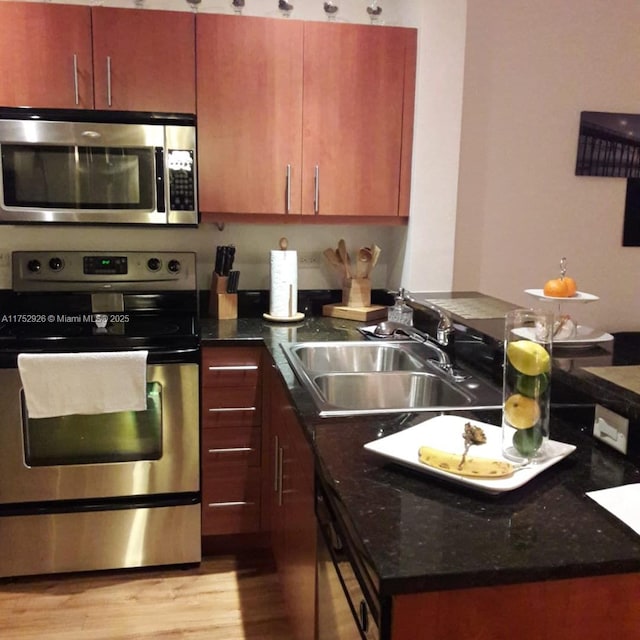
17, 350, 148, 419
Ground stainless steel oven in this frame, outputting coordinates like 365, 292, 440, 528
0, 108, 197, 226
0, 251, 201, 578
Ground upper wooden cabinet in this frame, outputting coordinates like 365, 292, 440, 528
196, 15, 303, 216
0, 2, 195, 113
301, 22, 416, 218
196, 14, 416, 220
0, 2, 93, 109
91, 7, 195, 112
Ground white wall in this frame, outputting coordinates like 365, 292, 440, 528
455, 0, 640, 332
0, 222, 405, 292
399, 0, 466, 292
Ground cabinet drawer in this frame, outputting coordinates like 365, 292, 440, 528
202, 387, 261, 428
203, 466, 261, 502
202, 427, 261, 467
201, 347, 262, 388
201, 468, 261, 535
202, 501, 261, 536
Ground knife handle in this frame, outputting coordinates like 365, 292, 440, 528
214, 246, 224, 275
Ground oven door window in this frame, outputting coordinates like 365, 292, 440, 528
21, 382, 162, 466
2, 144, 155, 210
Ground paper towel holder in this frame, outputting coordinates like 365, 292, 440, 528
263, 237, 305, 323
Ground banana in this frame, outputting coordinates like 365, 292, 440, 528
418, 446, 514, 478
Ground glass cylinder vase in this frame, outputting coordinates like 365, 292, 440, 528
502, 308, 553, 464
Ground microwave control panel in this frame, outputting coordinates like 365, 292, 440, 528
167, 150, 195, 212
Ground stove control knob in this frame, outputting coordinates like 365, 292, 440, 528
49, 257, 64, 272
27, 259, 41, 273
167, 259, 181, 273
147, 257, 162, 272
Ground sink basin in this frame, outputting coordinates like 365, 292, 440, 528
288, 343, 425, 373
281, 340, 502, 417
314, 372, 473, 411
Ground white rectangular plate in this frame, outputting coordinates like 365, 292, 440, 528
513, 325, 613, 348
363, 415, 576, 494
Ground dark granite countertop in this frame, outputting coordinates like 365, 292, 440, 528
200, 309, 640, 598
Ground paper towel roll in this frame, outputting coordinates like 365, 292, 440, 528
270, 250, 298, 318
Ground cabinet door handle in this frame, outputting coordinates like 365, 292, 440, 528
277, 446, 284, 506
286, 164, 292, 214
207, 447, 254, 454
314, 165, 319, 214
207, 364, 258, 371
273, 435, 279, 492
208, 501, 255, 508
72, 54, 79, 106
106, 56, 112, 107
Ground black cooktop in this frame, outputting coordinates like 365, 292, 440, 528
0, 290, 199, 364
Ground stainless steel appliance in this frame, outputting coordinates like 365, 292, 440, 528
316, 482, 380, 640
0, 108, 197, 226
0, 251, 201, 578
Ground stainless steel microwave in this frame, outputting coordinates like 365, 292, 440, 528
0, 108, 197, 226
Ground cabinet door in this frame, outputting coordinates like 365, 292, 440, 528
196, 14, 303, 215
302, 22, 416, 217
266, 360, 316, 640
0, 2, 93, 109
91, 7, 195, 113
284, 411, 316, 640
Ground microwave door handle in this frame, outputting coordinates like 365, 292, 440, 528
155, 148, 166, 213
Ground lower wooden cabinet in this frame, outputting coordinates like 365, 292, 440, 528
200, 346, 316, 639
266, 356, 316, 640
200, 346, 263, 536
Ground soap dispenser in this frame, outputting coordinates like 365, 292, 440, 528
387, 288, 413, 325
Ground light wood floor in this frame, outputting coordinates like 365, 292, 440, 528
0, 553, 295, 640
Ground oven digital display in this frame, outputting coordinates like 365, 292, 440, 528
83, 256, 128, 275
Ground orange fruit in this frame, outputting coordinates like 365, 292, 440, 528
543, 278, 569, 297
563, 276, 577, 297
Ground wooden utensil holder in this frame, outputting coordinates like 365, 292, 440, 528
342, 277, 371, 307
209, 273, 238, 319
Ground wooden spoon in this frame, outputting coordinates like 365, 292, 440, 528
337, 239, 352, 278
370, 244, 381, 271
356, 247, 372, 278
323, 247, 344, 275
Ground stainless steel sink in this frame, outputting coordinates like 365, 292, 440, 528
314, 371, 473, 411
288, 343, 425, 373
281, 341, 502, 417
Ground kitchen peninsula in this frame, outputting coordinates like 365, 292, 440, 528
200, 292, 640, 640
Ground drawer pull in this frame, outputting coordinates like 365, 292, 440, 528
207, 364, 258, 371
207, 406, 256, 413
207, 447, 254, 454
208, 501, 255, 508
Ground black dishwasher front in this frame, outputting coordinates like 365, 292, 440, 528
316, 483, 380, 640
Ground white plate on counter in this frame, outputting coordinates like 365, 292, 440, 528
524, 289, 599, 302
513, 325, 614, 348
363, 415, 576, 495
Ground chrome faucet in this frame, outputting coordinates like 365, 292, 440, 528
373, 321, 451, 368
394, 289, 455, 347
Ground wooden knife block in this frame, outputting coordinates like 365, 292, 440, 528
209, 273, 237, 319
